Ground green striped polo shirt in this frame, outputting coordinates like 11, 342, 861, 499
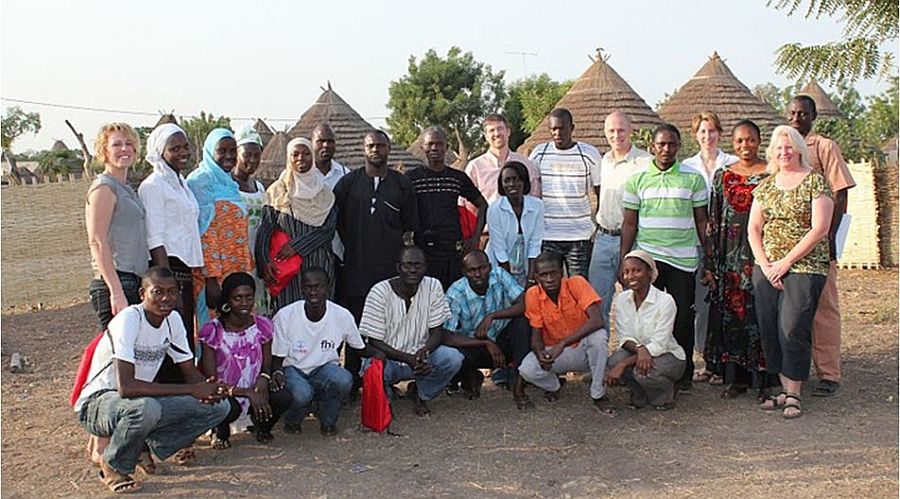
623, 160, 708, 271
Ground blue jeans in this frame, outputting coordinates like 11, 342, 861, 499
588, 232, 620, 329
542, 240, 593, 279
79, 391, 229, 475
362, 345, 463, 401
283, 363, 353, 428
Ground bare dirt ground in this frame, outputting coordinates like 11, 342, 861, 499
2, 269, 898, 498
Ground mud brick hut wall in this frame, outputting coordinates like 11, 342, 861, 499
2, 178, 93, 308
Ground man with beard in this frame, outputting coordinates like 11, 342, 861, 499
333, 130, 418, 390
359, 246, 463, 416
406, 127, 488, 289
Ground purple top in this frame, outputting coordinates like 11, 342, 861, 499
199, 315, 274, 415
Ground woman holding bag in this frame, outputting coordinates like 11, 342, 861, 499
256, 137, 336, 313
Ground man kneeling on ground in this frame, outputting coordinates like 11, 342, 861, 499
604, 250, 686, 410
442, 250, 533, 408
359, 246, 464, 416
518, 251, 615, 415
272, 267, 374, 436
74, 267, 231, 494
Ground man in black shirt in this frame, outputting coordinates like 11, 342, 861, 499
405, 127, 487, 290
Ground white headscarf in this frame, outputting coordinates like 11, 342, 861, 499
235, 124, 262, 148
266, 137, 334, 226
145, 123, 188, 175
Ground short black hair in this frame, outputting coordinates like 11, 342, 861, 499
497, 161, 532, 196
732, 119, 761, 138
791, 95, 818, 116
534, 250, 564, 270
398, 245, 426, 263
549, 108, 573, 124
300, 266, 330, 283
365, 129, 391, 144
421, 126, 447, 141
462, 248, 489, 264
142, 266, 175, 288
653, 123, 681, 142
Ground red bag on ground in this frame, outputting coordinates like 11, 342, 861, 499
267, 228, 303, 296
458, 206, 477, 240
361, 358, 392, 433
69, 331, 106, 407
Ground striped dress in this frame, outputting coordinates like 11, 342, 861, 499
255, 205, 336, 314
623, 161, 708, 271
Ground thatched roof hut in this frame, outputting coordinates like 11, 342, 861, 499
657, 51, 784, 145
155, 114, 178, 127
799, 80, 845, 120
256, 131, 289, 184
519, 50, 663, 155
253, 119, 274, 148
284, 83, 424, 173
50, 140, 69, 153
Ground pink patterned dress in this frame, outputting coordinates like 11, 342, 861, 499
199, 315, 274, 417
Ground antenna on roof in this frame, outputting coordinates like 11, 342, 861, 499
591, 47, 610, 64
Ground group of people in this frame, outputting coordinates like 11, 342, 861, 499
75, 95, 851, 494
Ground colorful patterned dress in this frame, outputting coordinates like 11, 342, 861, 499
239, 180, 269, 316
704, 168, 768, 374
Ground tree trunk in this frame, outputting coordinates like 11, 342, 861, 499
3, 149, 21, 185
65, 120, 93, 179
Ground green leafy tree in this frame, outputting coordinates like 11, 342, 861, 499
504, 74, 573, 150
180, 111, 231, 166
387, 47, 506, 158
37, 149, 81, 176
1, 106, 41, 183
752, 81, 804, 115
769, 0, 898, 85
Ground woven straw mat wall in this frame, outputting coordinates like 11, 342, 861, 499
2, 178, 92, 308
838, 161, 880, 269
875, 158, 898, 267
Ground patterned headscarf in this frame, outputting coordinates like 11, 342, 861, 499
186, 128, 245, 234
235, 125, 262, 148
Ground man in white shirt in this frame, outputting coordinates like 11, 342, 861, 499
588, 111, 652, 327
359, 246, 464, 416
465, 113, 541, 215
604, 251, 686, 410
75, 267, 230, 493
529, 108, 601, 278
272, 267, 370, 436
313, 124, 350, 190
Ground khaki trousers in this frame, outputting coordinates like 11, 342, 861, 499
812, 261, 842, 382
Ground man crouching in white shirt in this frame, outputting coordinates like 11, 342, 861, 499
75, 266, 231, 494
604, 251, 686, 411
272, 267, 377, 436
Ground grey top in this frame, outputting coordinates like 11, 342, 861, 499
89, 174, 149, 277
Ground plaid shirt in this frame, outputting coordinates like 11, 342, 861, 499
444, 267, 524, 340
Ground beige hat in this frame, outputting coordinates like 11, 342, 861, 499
623, 250, 659, 283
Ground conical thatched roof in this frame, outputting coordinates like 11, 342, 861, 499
657, 51, 784, 145
286, 83, 424, 172
799, 80, 845, 120
155, 114, 178, 127
50, 140, 69, 152
256, 131, 289, 184
520, 50, 663, 155
253, 119, 274, 148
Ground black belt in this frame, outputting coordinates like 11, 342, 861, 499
598, 226, 621, 236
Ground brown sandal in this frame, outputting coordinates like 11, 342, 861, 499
172, 446, 196, 465
98, 461, 142, 494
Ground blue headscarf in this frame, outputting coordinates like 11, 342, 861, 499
186, 128, 245, 235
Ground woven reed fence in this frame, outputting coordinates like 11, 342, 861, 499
838, 161, 881, 269
875, 158, 898, 267
2, 176, 92, 309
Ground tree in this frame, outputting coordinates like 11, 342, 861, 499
387, 47, 506, 158
180, 111, 231, 167
752, 82, 804, 116
1, 106, 41, 184
769, 0, 899, 85
504, 74, 573, 150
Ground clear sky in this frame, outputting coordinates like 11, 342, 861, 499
2, 0, 897, 153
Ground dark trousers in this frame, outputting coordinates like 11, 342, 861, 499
653, 261, 696, 383
753, 267, 826, 382
424, 250, 463, 291
339, 294, 367, 390
453, 317, 531, 379
156, 258, 197, 384
89, 271, 142, 330
215, 388, 294, 440
542, 240, 593, 278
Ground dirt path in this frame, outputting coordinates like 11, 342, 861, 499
2, 270, 897, 498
